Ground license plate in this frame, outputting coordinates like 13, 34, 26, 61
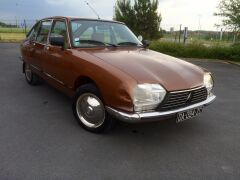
176, 107, 203, 123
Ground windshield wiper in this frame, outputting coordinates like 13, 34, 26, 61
117, 42, 141, 46
104, 42, 118, 47
75, 39, 117, 47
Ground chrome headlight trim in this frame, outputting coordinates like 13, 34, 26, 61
133, 84, 166, 112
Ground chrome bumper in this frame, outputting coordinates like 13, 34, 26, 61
106, 95, 216, 123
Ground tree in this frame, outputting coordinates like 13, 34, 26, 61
0, 21, 17, 28
114, 0, 162, 40
214, 0, 240, 33
114, 0, 137, 33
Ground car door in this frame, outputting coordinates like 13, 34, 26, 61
33, 20, 52, 72
21, 21, 40, 65
43, 19, 73, 88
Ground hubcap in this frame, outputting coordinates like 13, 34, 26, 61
25, 64, 32, 81
76, 93, 105, 128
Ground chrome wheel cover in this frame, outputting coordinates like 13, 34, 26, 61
76, 93, 105, 128
25, 64, 32, 82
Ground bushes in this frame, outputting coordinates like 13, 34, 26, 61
149, 41, 240, 62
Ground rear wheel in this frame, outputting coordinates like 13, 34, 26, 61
72, 83, 116, 133
24, 63, 41, 85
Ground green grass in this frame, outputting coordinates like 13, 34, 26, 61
0, 27, 29, 42
0, 27, 29, 33
0, 33, 26, 42
149, 41, 240, 62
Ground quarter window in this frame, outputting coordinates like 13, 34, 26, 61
36, 20, 52, 44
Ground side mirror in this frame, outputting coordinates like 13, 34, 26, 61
142, 40, 150, 48
49, 35, 64, 48
137, 35, 143, 42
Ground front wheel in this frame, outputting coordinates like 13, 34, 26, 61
24, 63, 41, 85
72, 83, 116, 133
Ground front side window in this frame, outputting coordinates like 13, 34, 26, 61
27, 22, 41, 41
70, 20, 142, 47
36, 20, 52, 44
50, 20, 68, 47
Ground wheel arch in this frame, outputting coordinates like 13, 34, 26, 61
74, 75, 99, 91
73, 75, 108, 105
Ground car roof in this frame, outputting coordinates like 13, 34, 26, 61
41, 16, 125, 25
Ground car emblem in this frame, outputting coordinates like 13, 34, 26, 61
186, 92, 192, 102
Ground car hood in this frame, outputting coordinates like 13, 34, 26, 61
86, 48, 204, 91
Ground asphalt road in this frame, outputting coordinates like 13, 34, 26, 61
0, 43, 240, 180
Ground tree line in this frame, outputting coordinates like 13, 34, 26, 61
114, 0, 240, 41
0, 21, 17, 28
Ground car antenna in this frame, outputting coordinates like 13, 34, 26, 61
84, 1, 101, 20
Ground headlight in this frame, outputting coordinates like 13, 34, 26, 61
133, 84, 166, 112
204, 73, 214, 97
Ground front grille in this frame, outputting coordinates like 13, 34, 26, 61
158, 87, 208, 111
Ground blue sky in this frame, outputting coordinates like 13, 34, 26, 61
0, 0, 221, 31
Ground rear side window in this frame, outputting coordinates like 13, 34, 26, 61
27, 22, 40, 41
36, 20, 52, 44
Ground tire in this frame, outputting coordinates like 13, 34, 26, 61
72, 83, 116, 133
24, 63, 41, 85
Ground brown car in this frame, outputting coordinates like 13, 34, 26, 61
20, 16, 216, 133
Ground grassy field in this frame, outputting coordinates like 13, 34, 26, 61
161, 37, 234, 48
0, 27, 27, 42
150, 40, 240, 62
0, 33, 26, 42
0, 27, 27, 33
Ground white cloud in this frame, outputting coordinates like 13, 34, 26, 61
159, 0, 222, 31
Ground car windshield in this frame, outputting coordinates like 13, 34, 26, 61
70, 20, 142, 47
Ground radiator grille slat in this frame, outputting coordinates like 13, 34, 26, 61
193, 92, 206, 96
192, 93, 207, 98
158, 87, 208, 111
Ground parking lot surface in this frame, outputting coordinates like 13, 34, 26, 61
0, 43, 240, 180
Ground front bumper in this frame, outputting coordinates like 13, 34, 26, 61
106, 95, 216, 123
